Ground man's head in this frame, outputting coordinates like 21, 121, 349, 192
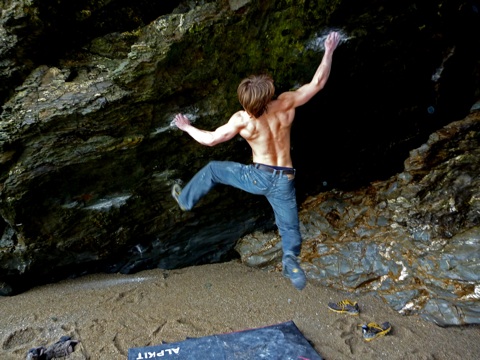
237, 75, 275, 118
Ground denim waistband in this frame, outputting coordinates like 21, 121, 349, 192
253, 163, 296, 176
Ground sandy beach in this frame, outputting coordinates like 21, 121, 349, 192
1, 260, 479, 359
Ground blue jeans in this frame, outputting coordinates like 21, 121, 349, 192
177, 161, 302, 259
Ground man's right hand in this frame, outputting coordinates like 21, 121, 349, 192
174, 113, 191, 131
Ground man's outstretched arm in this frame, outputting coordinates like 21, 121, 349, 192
279, 32, 341, 108
173, 112, 244, 146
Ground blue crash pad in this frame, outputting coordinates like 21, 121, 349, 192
128, 320, 323, 360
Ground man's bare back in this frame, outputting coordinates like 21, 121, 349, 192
236, 97, 296, 168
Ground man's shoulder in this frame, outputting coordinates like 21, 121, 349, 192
271, 93, 295, 111
231, 110, 249, 121
228, 110, 251, 128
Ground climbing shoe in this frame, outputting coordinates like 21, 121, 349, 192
171, 184, 187, 211
282, 255, 307, 290
327, 299, 360, 315
360, 322, 392, 341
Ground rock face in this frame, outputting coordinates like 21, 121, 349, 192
237, 109, 480, 326
0, 0, 479, 325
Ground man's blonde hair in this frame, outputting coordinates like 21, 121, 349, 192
237, 75, 275, 118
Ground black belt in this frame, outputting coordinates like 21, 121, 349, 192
253, 163, 295, 175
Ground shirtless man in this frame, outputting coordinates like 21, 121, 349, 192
172, 32, 340, 290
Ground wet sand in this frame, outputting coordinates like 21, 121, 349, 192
1, 260, 479, 359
